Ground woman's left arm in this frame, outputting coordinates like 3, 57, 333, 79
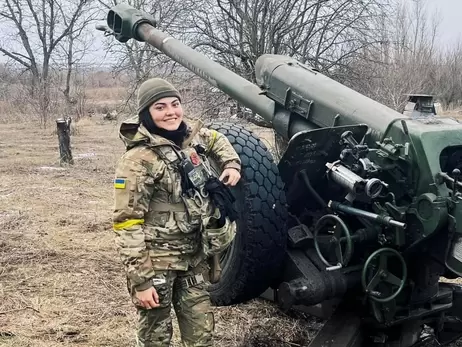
200, 128, 241, 186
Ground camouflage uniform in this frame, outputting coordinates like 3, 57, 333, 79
113, 115, 240, 347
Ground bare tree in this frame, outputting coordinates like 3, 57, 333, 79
431, 41, 462, 110
186, 0, 390, 82
175, 0, 391, 125
57, 5, 98, 115
0, 0, 92, 125
97, 0, 225, 117
99, 0, 169, 81
350, 0, 443, 111
93, 0, 462, 125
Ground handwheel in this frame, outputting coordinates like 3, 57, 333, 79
314, 214, 353, 268
361, 247, 407, 303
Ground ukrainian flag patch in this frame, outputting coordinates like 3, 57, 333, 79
114, 178, 126, 189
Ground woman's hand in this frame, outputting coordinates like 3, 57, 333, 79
219, 168, 241, 186
135, 287, 160, 309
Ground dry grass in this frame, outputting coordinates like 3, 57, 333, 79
84, 87, 128, 116
85, 87, 127, 101
2, 115, 462, 347
0, 117, 319, 347
441, 108, 462, 119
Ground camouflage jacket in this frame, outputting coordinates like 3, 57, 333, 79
113, 116, 241, 291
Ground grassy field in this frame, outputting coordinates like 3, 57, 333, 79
0, 117, 321, 347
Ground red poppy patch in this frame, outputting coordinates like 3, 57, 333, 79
190, 152, 201, 166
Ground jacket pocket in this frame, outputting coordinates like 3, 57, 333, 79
205, 218, 237, 256
174, 211, 201, 234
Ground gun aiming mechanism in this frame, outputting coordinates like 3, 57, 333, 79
99, 5, 462, 346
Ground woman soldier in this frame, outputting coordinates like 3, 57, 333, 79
112, 78, 241, 346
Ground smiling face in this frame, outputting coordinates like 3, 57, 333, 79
148, 96, 184, 131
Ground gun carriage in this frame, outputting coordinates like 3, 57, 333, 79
98, 6, 462, 346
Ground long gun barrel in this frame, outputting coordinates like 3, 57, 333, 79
134, 22, 276, 127
254, 55, 406, 141
101, 4, 407, 142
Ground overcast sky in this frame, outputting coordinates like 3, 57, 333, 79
0, 0, 460, 68
88, 0, 462, 67
424, 0, 462, 46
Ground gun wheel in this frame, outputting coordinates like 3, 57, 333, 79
206, 122, 288, 305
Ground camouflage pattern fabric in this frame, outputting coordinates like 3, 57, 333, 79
135, 261, 214, 347
112, 115, 239, 281
200, 207, 236, 257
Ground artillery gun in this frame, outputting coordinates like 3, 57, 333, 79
98, 5, 462, 346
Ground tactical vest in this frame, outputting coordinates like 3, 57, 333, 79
148, 141, 216, 225
142, 138, 235, 270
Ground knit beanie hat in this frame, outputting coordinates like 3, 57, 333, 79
137, 78, 182, 114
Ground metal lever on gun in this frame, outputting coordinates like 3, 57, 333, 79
328, 200, 406, 229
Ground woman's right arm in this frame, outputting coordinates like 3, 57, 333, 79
112, 148, 164, 293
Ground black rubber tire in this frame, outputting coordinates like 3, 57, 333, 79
207, 122, 288, 305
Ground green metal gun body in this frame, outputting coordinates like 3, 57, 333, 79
100, 5, 462, 346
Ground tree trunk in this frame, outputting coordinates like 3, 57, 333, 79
39, 80, 51, 127
56, 117, 74, 165
63, 34, 74, 116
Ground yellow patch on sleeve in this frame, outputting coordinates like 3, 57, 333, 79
114, 178, 126, 189
207, 130, 218, 152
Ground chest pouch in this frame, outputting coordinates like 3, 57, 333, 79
181, 158, 208, 189
177, 148, 212, 199
172, 145, 237, 223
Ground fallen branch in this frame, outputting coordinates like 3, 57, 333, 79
0, 306, 40, 315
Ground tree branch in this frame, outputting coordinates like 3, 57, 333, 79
0, 47, 31, 68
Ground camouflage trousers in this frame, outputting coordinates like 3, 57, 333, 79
134, 262, 215, 347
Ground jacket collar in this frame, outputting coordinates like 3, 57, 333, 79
119, 115, 204, 150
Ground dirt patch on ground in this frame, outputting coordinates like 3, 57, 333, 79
0, 118, 320, 347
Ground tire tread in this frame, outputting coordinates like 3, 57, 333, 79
208, 122, 288, 305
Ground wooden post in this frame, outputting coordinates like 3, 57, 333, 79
56, 117, 74, 165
